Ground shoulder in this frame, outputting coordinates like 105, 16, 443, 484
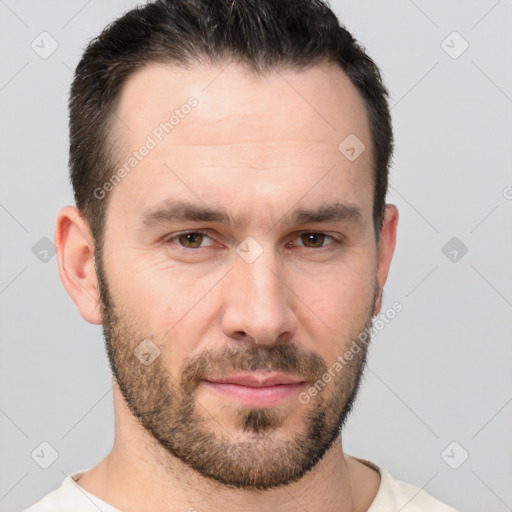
22, 469, 119, 512
22, 476, 73, 512
353, 457, 459, 512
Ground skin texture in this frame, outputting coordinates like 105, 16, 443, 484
55, 60, 398, 512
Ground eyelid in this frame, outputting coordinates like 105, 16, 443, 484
163, 229, 214, 247
290, 232, 343, 249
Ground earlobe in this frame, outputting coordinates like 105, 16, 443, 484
372, 288, 383, 317
373, 204, 399, 316
55, 206, 102, 325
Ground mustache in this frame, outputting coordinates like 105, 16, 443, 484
180, 342, 328, 393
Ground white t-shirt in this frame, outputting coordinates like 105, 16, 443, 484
23, 458, 459, 511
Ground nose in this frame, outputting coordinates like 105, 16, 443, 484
219, 246, 298, 346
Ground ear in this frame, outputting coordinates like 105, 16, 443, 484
55, 206, 102, 324
373, 204, 399, 316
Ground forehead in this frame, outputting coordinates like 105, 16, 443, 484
114, 60, 371, 148
107, 60, 374, 226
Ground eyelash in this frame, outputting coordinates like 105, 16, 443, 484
163, 230, 343, 251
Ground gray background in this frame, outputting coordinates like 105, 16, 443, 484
1, 1, 511, 511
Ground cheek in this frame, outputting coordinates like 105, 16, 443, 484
108, 266, 213, 369
106, 252, 186, 322
292, 266, 376, 359
296, 261, 376, 318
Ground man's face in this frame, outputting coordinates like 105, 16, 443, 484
97, 61, 381, 489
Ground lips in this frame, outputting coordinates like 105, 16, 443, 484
203, 371, 307, 407
205, 371, 305, 387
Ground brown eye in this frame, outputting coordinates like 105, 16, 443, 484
300, 233, 327, 248
177, 232, 205, 248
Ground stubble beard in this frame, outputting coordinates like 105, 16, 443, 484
96, 253, 377, 490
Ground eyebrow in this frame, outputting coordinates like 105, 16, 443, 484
287, 202, 363, 226
141, 200, 363, 228
142, 200, 233, 226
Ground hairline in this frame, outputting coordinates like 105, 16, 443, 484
89, 56, 382, 254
